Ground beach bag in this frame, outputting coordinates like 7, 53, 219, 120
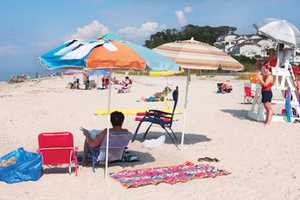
0, 147, 42, 184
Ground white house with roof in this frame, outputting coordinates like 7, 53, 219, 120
215, 34, 276, 57
257, 39, 275, 50
230, 42, 266, 58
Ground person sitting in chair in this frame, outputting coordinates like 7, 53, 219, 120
73, 78, 80, 89
66, 78, 80, 89
217, 81, 232, 93
101, 75, 110, 89
81, 111, 132, 165
118, 76, 133, 93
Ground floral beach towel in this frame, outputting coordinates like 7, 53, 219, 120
111, 161, 230, 188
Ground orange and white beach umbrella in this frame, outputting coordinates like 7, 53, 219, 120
86, 41, 145, 70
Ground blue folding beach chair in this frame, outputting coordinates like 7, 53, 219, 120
132, 86, 179, 146
88, 132, 132, 172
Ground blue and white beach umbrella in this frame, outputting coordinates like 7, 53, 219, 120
40, 34, 179, 178
40, 33, 179, 72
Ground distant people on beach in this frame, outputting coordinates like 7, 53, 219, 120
73, 78, 80, 89
8, 74, 28, 84
102, 75, 110, 89
217, 81, 232, 93
111, 76, 120, 85
83, 72, 90, 90
118, 76, 133, 93
66, 77, 80, 89
123, 76, 132, 86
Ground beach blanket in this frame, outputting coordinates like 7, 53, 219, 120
110, 161, 230, 188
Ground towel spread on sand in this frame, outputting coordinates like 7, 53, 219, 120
110, 161, 230, 188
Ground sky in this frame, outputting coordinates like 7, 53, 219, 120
0, 0, 299, 80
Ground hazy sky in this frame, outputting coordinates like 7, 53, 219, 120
0, 0, 299, 80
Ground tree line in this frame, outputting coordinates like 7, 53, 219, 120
144, 24, 237, 49
144, 24, 256, 72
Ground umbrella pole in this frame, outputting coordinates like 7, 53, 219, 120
181, 69, 190, 149
275, 42, 280, 88
105, 70, 112, 178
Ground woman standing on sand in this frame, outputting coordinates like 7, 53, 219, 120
257, 66, 274, 125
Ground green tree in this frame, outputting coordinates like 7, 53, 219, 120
144, 25, 237, 48
232, 55, 256, 72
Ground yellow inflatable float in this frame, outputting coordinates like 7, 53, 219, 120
148, 70, 184, 77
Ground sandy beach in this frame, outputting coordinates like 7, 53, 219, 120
1, 75, 300, 200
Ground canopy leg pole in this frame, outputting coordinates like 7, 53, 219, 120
181, 69, 190, 150
105, 70, 112, 178
97, 74, 100, 89
275, 42, 280, 88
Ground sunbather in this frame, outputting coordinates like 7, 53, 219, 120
66, 78, 80, 89
217, 81, 232, 93
81, 111, 131, 165
141, 86, 172, 102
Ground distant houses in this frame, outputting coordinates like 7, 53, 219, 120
296, 49, 300, 64
214, 34, 275, 58
214, 34, 300, 64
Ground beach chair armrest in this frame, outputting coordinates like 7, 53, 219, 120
148, 109, 172, 116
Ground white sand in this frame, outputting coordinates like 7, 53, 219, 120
1, 75, 300, 200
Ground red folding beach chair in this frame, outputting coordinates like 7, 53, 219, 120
243, 82, 256, 104
38, 132, 78, 176
244, 86, 252, 103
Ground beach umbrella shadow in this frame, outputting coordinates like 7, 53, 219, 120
132, 131, 211, 145
74, 150, 155, 170
42, 167, 76, 175
111, 150, 156, 168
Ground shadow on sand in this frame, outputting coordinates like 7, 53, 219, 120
43, 132, 211, 174
133, 131, 211, 145
43, 150, 156, 174
220, 109, 249, 120
43, 167, 77, 175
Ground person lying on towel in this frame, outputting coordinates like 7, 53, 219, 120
141, 86, 172, 102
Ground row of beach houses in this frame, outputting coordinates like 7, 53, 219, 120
214, 34, 300, 63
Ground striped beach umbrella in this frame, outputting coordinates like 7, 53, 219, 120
40, 35, 179, 178
154, 37, 243, 71
154, 38, 243, 148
